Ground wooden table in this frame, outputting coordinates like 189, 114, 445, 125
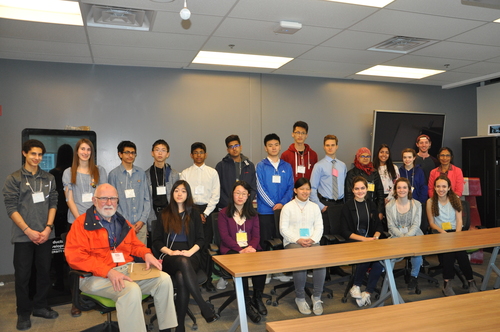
266, 289, 500, 332
213, 227, 500, 332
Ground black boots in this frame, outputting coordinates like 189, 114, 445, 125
251, 289, 267, 316
245, 297, 261, 323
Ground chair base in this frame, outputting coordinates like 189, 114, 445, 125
81, 321, 119, 332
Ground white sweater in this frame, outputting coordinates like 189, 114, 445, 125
280, 198, 323, 247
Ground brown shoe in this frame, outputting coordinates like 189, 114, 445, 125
71, 304, 82, 317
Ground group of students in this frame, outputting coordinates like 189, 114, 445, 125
3, 121, 478, 331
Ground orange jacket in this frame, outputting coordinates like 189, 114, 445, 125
65, 206, 151, 278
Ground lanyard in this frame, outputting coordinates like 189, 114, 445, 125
154, 165, 166, 187
24, 175, 41, 193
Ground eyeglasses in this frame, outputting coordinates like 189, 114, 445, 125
122, 151, 137, 156
95, 197, 119, 203
228, 144, 240, 149
234, 192, 249, 197
360, 155, 371, 159
293, 131, 307, 136
439, 154, 451, 158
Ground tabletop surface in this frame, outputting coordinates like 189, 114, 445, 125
266, 289, 500, 332
213, 227, 500, 278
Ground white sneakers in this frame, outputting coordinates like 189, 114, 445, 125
349, 285, 361, 299
216, 278, 228, 290
311, 295, 323, 315
273, 273, 293, 282
295, 298, 311, 315
355, 292, 371, 307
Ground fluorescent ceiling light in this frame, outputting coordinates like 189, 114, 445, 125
192, 51, 293, 69
494, 18, 500, 23
325, 0, 395, 8
0, 0, 83, 26
356, 65, 445, 79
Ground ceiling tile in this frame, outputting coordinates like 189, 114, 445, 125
412, 41, 500, 61
299, 46, 401, 65
349, 9, 485, 40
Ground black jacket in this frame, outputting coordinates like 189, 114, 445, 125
215, 153, 256, 210
151, 207, 205, 258
345, 167, 385, 214
340, 199, 384, 242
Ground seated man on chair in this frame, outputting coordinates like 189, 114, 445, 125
65, 183, 177, 332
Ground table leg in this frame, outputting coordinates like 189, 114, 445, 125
228, 276, 248, 332
480, 246, 500, 291
383, 259, 404, 305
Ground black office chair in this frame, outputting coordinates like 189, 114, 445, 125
321, 204, 351, 286
427, 200, 484, 289
207, 212, 271, 314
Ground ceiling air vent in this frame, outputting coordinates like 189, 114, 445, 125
85, 5, 155, 31
461, 0, 500, 10
368, 36, 438, 54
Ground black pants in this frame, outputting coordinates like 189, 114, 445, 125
195, 204, 214, 281
319, 198, 344, 236
14, 241, 53, 316
258, 214, 276, 251
439, 251, 474, 280
226, 250, 266, 297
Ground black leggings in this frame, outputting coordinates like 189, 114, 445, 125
162, 255, 212, 332
226, 249, 266, 298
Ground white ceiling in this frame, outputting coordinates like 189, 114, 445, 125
1, 0, 500, 87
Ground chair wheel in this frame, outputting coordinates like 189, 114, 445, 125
191, 323, 198, 330
270, 289, 276, 295
145, 309, 151, 315
327, 293, 333, 299
266, 299, 272, 305
147, 323, 154, 331
415, 289, 421, 295
374, 294, 380, 300
206, 300, 211, 304
341, 297, 347, 303
272, 301, 278, 307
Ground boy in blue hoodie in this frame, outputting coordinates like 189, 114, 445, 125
256, 133, 294, 251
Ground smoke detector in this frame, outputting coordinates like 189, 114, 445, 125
274, 21, 302, 34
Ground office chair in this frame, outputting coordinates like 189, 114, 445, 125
321, 204, 351, 287
62, 232, 152, 332
427, 200, 484, 289
207, 212, 271, 315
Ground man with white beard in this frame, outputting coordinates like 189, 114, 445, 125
65, 183, 177, 332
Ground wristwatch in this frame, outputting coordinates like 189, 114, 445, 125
46, 224, 54, 230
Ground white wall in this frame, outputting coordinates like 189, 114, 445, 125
477, 83, 500, 135
0, 59, 477, 276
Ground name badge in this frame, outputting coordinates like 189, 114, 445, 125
111, 252, 126, 263
400, 226, 409, 234
125, 189, 136, 198
82, 192, 93, 203
297, 165, 306, 174
332, 168, 339, 177
299, 228, 310, 237
367, 183, 375, 192
236, 232, 248, 242
156, 186, 166, 195
32, 192, 45, 204
442, 222, 452, 231
272, 175, 281, 183
195, 185, 204, 195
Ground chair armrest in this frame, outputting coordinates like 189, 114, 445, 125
322, 234, 345, 243
209, 243, 219, 253
68, 269, 98, 312
266, 238, 282, 249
